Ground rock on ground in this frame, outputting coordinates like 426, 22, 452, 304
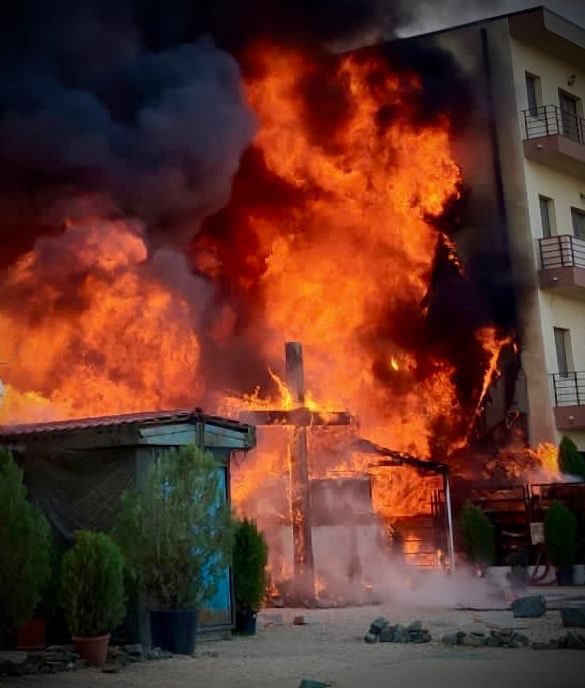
560, 607, 585, 628
511, 596, 546, 618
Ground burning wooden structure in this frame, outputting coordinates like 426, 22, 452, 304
240, 342, 352, 602
1, 5, 575, 613
236, 342, 457, 604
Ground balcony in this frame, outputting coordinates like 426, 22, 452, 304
521, 105, 585, 176
551, 372, 585, 430
538, 235, 585, 298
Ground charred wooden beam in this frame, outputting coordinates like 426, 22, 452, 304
285, 342, 315, 602
238, 408, 352, 427
352, 438, 449, 474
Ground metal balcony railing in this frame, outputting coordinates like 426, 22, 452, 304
521, 105, 585, 144
539, 235, 585, 269
551, 372, 585, 407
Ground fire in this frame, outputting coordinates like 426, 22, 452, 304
232, 44, 464, 455
528, 442, 560, 481
475, 327, 514, 417
0, 40, 544, 594
0, 217, 201, 423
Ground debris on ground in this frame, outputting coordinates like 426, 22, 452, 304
441, 631, 466, 646
532, 630, 585, 650
368, 617, 390, 636
258, 612, 285, 628
0, 646, 81, 677
364, 618, 431, 644
511, 596, 546, 618
0, 643, 175, 678
298, 680, 332, 687
560, 606, 585, 628
441, 630, 529, 648
109, 644, 174, 664
293, 615, 307, 625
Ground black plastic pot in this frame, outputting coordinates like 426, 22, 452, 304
149, 609, 198, 654
556, 567, 574, 586
235, 610, 257, 635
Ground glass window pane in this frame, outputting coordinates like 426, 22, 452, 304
526, 75, 538, 115
554, 327, 569, 376
559, 92, 580, 140
539, 196, 552, 238
560, 93, 578, 114
571, 208, 585, 240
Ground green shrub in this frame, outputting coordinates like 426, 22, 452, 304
558, 436, 585, 479
233, 519, 268, 613
459, 502, 496, 567
36, 541, 61, 618
0, 447, 52, 626
544, 500, 577, 569
113, 445, 233, 609
60, 531, 126, 637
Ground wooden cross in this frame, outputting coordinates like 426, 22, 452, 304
239, 342, 351, 602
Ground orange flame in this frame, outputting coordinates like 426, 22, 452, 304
0, 217, 201, 423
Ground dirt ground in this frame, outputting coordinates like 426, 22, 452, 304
2, 600, 584, 688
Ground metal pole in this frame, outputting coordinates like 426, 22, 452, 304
443, 472, 456, 574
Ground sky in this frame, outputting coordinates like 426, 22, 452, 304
399, 0, 585, 36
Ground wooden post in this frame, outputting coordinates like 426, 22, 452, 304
443, 472, 456, 574
285, 342, 315, 600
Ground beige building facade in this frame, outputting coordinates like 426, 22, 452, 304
421, 7, 585, 451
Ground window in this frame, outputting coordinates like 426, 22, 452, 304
559, 91, 581, 141
571, 207, 585, 241
554, 327, 571, 377
526, 74, 540, 116
539, 196, 554, 238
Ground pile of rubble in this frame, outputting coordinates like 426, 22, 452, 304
0, 643, 174, 678
110, 643, 173, 664
532, 631, 585, 650
441, 629, 529, 648
0, 646, 81, 677
364, 617, 431, 644
362, 601, 585, 652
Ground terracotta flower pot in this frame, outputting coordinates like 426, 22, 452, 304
72, 633, 110, 666
16, 618, 47, 650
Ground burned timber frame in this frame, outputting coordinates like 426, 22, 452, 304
353, 438, 456, 572
239, 342, 352, 602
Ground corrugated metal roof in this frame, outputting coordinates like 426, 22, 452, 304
0, 407, 251, 438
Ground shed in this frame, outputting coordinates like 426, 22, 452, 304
0, 408, 256, 641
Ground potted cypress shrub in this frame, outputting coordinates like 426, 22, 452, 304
233, 518, 268, 635
459, 502, 496, 575
558, 436, 585, 479
60, 531, 126, 665
545, 500, 577, 586
15, 542, 59, 650
0, 448, 52, 647
113, 445, 233, 654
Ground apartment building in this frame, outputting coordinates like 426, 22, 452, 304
511, 10, 585, 454
413, 6, 585, 452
